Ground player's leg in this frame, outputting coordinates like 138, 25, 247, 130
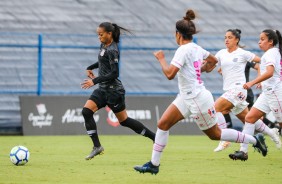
224, 113, 233, 128
106, 89, 155, 141
115, 109, 155, 141
228, 107, 265, 160
203, 124, 267, 160
194, 90, 267, 159
247, 93, 281, 149
83, 89, 107, 160
213, 97, 234, 152
134, 95, 186, 174
266, 91, 282, 148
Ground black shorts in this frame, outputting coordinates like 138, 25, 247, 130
246, 89, 254, 108
89, 88, 126, 113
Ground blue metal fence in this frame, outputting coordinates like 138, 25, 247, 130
0, 32, 263, 96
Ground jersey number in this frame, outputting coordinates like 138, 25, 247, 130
193, 60, 203, 84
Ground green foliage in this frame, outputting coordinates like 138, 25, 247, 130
0, 135, 281, 184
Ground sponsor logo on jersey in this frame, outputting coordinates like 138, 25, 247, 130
233, 58, 238, 62
100, 49, 105, 56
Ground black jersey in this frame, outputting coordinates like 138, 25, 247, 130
245, 61, 256, 82
88, 42, 124, 92
245, 61, 257, 99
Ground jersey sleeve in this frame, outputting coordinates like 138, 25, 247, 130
201, 47, 210, 60
243, 50, 255, 62
171, 46, 186, 69
107, 49, 119, 65
215, 50, 222, 66
93, 63, 119, 84
86, 62, 99, 70
264, 50, 276, 67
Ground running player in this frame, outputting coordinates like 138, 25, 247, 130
229, 29, 282, 160
213, 29, 281, 152
80, 22, 155, 160
133, 10, 267, 175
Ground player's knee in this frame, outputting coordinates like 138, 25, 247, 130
157, 120, 170, 131
82, 107, 94, 119
245, 115, 256, 123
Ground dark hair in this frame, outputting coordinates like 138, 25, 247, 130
175, 9, 198, 40
226, 29, 243, 47
99, 22, 131, 43
262, 29, 282, 57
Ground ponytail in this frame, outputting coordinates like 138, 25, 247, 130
99, 22, 131, 43
275, 30, 282, 57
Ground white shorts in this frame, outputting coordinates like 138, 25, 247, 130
221, 88, 249, 115
253, 89, 282, 122
173, 89, 217, 130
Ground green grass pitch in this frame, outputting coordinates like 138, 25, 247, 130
0, 135, 281, 184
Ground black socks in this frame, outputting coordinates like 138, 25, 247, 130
120, 117, 155, 141
82, 108, 101, 147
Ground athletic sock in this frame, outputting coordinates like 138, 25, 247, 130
82, 108, 101, 147
220, 128, 256, 145
120, 117, 155, 141
151, 128, 168, 166
240, 122, 256, 153
255, 119, 274, 138
216, 112, 227, 129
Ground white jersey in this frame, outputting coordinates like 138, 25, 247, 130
260, 48, 282, 92
171, 42, 210, 99
215, 48, 255, 91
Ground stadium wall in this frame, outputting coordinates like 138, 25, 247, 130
20, 96, 203, 135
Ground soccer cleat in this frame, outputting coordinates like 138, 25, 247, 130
253, 133, 268, 157
270, 128, 281, 149
134, 161, 159, 175
229, 151, 248, 161
213, 141, 231, 152
85, 146, 104, 160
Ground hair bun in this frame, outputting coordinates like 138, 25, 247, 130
235, 29, 241, 34
183, 9, 196, 21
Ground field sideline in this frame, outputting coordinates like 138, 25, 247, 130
0, 135, 281, 184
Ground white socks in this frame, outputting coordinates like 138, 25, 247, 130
255, 119, 274, 138
151, 128, 169, 166
216, 112, 227, 129
240, 122, 256, 153
220, 128, 256, 144
240, 120, 274, 153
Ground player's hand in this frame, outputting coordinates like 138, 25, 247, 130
153, 50, 165, 61
243, 82, 253, 90
81, 79, 94, 89
86, 70, 95, 79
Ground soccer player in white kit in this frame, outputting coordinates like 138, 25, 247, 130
229, 29, 282, 161
213, 29, 281, 152
133, 9, 268, 175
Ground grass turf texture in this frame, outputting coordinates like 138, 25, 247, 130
0, 135, 281, 184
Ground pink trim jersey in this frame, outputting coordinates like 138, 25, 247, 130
215, 48, 255, 91
171, 42, 210, 99
260, 48, 282, 92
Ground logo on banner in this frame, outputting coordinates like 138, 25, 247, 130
28, 104, 53, 128
105, 106, 152, 127
61, 108, 99, 124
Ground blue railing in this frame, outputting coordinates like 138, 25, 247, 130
0, 32, 263, 96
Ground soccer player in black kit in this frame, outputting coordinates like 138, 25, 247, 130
81, 22, 155, 160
